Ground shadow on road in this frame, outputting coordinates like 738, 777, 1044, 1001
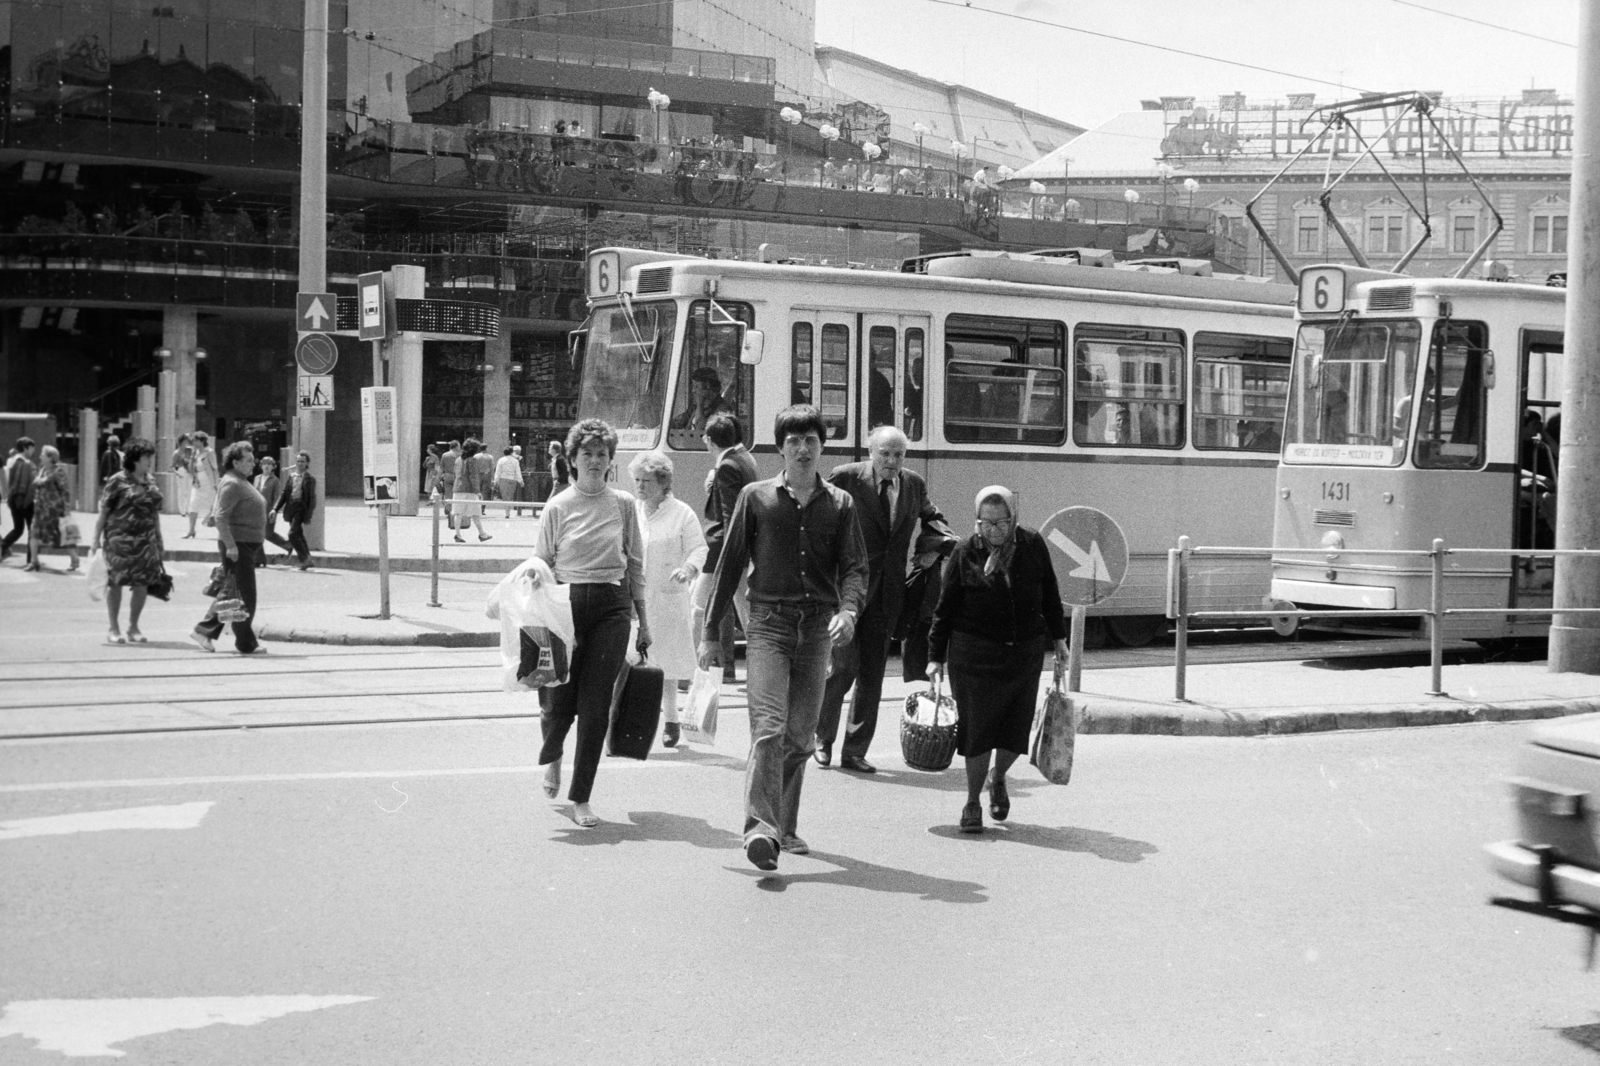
731, 849, 988, 903
549, 810, 742, 850
926, 821, 1158, 863
1560, 1021, 1600, 1054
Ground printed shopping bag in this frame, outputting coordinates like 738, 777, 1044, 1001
487, 559, 576, 691
1029, 675, 1078, 786
680, 668, 720, 744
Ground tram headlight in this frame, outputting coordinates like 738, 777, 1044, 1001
1321, 530, 1344, 560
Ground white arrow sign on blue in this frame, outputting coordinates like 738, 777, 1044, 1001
296, 292, 336, 333
1040, 506, 1129, 607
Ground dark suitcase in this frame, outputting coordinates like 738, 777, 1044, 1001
607, 658, 664, 760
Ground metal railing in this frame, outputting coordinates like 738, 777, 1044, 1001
1166, 535, 1600, 701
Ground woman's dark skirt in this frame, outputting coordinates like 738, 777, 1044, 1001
948, 631, 1047, 757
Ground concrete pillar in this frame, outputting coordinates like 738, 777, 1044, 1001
295, 0, 330, 553
163, 305, 198, 436
389, 265, 425, 517
76, 408, 98, 512
156, 370, 178, 513
482, 331, 512, 458
1552, 0, 1600, 673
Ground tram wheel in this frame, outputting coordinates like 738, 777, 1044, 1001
1107, 615, 1166, 648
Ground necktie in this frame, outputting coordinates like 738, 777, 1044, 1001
878, 478, 893, 526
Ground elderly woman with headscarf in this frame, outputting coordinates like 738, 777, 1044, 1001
926, 486, 1068, 834
628, 450, 707, 748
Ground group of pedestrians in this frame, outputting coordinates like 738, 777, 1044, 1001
2, 436, 78, 573
524, 404, 1068, 868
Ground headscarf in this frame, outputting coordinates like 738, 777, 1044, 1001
973, 484, 1019, 578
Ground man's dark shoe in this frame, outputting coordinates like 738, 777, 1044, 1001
813, 742, 832, 768
839, 754, 876, 774
745, 835, 779, 871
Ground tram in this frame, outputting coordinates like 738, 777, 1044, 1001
573, 246, 1297, 644
1269, 264, 1566, 639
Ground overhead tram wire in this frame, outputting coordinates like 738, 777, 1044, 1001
1386, 0, 1575, 49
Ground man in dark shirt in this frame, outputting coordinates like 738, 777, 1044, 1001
701, 404, 869, 871
99, 435, 122, 486
694, 412, 759, 681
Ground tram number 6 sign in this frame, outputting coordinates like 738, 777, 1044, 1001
1040, 506, 1129, 607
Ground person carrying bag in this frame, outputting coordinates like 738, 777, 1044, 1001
487, 557, 576, 692
1029, 663, 1078, 786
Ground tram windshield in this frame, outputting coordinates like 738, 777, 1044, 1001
575, 302, 677, 438
1284, 319, 1421, 465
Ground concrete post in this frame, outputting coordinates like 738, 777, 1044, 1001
295, 0, 329, 551
76, 408, 98, 512
163, 306, 198, 436
482, 331, 512, 458
1552, 0, 1600, 674
156, 369, 177, 513
389, 264, 425, 516
132, 385, 156, 444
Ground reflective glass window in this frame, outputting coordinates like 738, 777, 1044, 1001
1192, 332, 1291, 452
1073, 324, 1184, 448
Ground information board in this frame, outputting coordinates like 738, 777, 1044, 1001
361, 386, 399, 502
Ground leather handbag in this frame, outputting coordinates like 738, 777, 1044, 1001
606, 655, 664, 761
147, 569, 174, 602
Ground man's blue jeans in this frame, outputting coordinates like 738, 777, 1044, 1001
742, 601, 833, 845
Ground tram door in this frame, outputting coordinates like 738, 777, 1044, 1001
858, 313, 932, 479
1514, 329, 1565, 605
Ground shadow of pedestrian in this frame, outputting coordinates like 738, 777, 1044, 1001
1560, 1021, 1600, 1053
729, 850, 987, 903
551, 810, 743, 851
925, 821, 1157, 863
660, 746, 746, 773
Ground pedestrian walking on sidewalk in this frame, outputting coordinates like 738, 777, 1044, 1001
170, 434, 194, 516
815, 425, 955, 773
98, 435, 123, 488
547, 440, 570, 496
700, 404, 869, 871
2, 436, 37, 561
530, 419, 649, 828
25, 445, 77, 573
254, 456, 286, 564
423, 443, 441, 498
184, 431, 218, 539
494, 445, 525, 515
438, 440, 461, 518
451, 439, 492, 543
693, 412, 757, 683
192, 441, 266, 654
925, 485, 1068, 834
95, 439, 164, 644
629, 450, 707, 748
271, 450, 317, 569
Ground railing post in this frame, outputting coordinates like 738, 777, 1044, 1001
1429, 536, 1447, 696
1175, 535, 1192, 702
429, 489, 442, 608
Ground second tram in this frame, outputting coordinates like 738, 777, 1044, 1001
574, 247, 1298, 644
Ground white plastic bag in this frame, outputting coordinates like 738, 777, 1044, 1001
487, 559, 575, 692
680, 668, 720, 745
86, 550, 107, 601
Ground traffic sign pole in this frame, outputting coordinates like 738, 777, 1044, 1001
1068, 605, 1086, 693
295, 0, 328, 555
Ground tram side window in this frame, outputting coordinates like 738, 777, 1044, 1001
1073, 324, 1185, 448
1192, 332, 1291, 451
904, 328, 925, 441
1412, 320, 1489, 470
943, 314, 1066, 444
667, 300, 754, 450
868, 326, 897, 430
791, 323, 814, 405
819, 323, 850, 440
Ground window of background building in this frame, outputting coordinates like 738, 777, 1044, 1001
1451, 213, 1479, 254
1296, 214, 1322, 255
1367, 212, 1405, 254
1532, 210, 1569, 255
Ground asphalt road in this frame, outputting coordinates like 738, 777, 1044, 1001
3, 707, 1598, 1063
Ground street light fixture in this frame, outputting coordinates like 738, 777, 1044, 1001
912, 121, 928, 170
647, 88, 671, 146
1183, 177, 1200, 213
1124, 187, 1140, 224
778, 106, 802, 184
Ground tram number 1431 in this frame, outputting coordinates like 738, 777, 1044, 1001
1320, 480, 1351, 502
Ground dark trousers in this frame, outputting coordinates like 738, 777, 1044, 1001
263, 516, 292, 556
285, 514, 310, 564
816, 601, 890, 759
2, 500, 32, 553
538, 582, 632, 805
196, 543, 260, 652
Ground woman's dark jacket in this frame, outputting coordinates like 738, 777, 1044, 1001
927, 526, 1068, 661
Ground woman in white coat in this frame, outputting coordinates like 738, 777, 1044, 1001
184, 431, 219, 538
628, 450, 707, 747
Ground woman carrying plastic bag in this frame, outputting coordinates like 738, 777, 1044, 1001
486, 557, 576, 692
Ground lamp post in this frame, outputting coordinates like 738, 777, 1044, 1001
1154, 162, 1176, 211
1028, 179, 1047, 220
1183, 177, 1200, 218
951, 140, 965, 198
818, 123, 840, 187
912, 121, 928, 170
647, 87, 671, 147
1124, 188, 1140, 224
779, 105, 801, 184
861, 140, 881, 191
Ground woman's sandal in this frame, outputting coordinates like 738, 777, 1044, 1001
106, 631, 126, 645
572, 803, 599, 829
989, 774, 1010, 822
541, 763, 561, 799
126, 631, 148, 644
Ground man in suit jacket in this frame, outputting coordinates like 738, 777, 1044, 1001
272, 450, 318, 570
816, 425, 955, 772
694, 412, 759, 681
99, 435, 123, 486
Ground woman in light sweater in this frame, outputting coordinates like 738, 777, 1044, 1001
191, 441, 267, 655
527, 419, 650, 828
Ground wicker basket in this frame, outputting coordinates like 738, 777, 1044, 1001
900, 683, 959, 771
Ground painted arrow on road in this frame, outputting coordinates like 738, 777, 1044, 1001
0, 996, 374, 1057
0, 802, 213, 841
1047, 529, 1113, 583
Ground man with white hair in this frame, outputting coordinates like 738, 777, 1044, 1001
815, 424, 955, 773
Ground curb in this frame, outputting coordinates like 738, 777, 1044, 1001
255, 621, 497, 648
1073, 695, 1600, 736
163, 548, 522, 574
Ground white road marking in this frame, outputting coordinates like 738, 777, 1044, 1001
0, 995, 373, 1058
0, 801, 214, 840
0, 760, 736, 793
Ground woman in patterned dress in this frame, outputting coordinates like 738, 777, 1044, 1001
94, 439, 165, 644
24, 445, 76, 573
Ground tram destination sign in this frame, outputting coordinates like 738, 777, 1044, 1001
1041, 506, 1129, 608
